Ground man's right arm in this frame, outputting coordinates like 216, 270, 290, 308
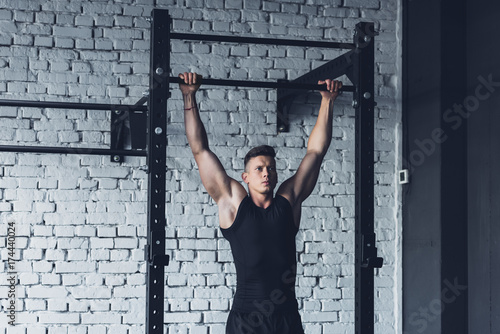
180, 72, 246, 205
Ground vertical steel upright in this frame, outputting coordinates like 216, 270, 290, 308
145, 9, 170, 334
352, 22, 382, 334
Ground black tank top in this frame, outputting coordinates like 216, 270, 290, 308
221, 195, 299, 313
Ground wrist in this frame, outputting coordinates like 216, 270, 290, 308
183, 93, 197, 108
321, 96, 335, 104
184, 105, 198, 111
182, 92, 196, 98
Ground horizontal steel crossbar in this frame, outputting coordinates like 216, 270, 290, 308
0, 145, 147, 156
170, 32, 356, 49
169, 76, 355, 92
0, 99, 148, 112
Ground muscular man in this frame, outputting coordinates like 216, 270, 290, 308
179, 72, 342, 334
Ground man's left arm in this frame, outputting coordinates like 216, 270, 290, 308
277, 79, 342, 206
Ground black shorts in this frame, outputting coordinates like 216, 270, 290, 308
226, 309, 304, 334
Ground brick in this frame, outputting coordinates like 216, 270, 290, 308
67, 249, 88, 261
53, 26, 92, 39
19, 273, 40, 285
163, 312, 202, 323
110, 249, 130, 261
98, 262, 138, 273
113, 238, 137, 249
89, 237, 114, 249
81, 313, 122, 324
344, 0, 379, 8
45, 249, 66, 261
90, 250, 110, 261
28, 287, 68, 298
37, 312, 79, 324
0, 9, 11, 20
55, 262, 95, 273
88, 167, 130, 178
113, 286, 144, 298
68, 287, 112, 300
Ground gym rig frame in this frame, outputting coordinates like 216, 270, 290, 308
0, 8, 383, 334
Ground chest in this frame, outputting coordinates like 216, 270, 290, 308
227, 210, 297, 270
233, 204, 296, 247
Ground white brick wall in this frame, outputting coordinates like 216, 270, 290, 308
0, 0, 401, 333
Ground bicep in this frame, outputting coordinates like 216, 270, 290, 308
278, 151, 324, 205
193, 150, 245, 203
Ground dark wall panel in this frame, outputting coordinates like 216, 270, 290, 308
440, 1, 468, 333
402, 0, 443, 333
467, 2, 500, 333
404, 0, 500, 333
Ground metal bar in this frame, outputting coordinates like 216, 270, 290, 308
145, 8, 169, 334
171, 32, 356, 49
353, 22, 379, 334
0, 145, 146, 156
134, 95, 149, 106
169, 76, 355, 92
0, 99, 148, 112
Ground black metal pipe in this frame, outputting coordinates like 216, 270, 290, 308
134, 95, 148, 107
146, 9, 169, 334
170, 32, 356, 49
169, 76, 355, 92
0, 99, 148, 112
0, 145, 147, 157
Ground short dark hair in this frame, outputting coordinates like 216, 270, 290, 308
244, 145, 276, 170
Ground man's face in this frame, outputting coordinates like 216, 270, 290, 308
242, 155, 278, 195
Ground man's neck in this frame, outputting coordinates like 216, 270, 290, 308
249, 191, 274, 209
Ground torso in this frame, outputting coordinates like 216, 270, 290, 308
218, 192, 301, 230
219, 193, 300, 313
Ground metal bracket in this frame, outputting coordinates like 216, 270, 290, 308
276, 79, 294, 133
110, 98, 148, 163
144, 244, 170, 267
361, 233, 383, 269
110, 110, 128, 162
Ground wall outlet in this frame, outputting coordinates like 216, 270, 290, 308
399, 169, 409, 184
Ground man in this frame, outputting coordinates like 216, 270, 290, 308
179, 72, 342, 334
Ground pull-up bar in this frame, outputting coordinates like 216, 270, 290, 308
168, 76, 355, 91
170, 32, 356, 49
0, 77, 352, 116
0, 145, 146, 157
0, 99, 148, 112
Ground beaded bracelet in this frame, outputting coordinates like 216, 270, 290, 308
184, 106, 197, 111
